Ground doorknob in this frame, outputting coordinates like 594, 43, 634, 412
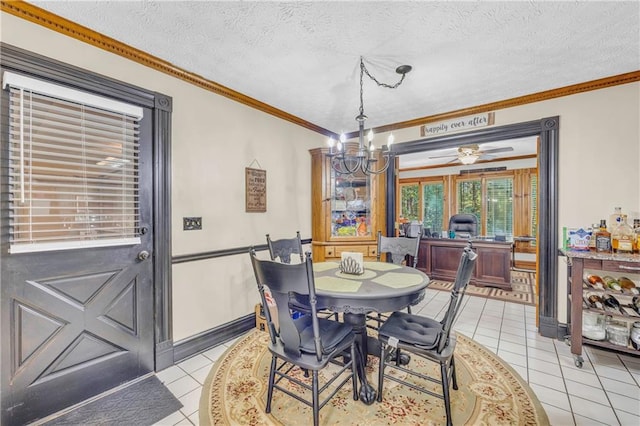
137, 250, 150, 261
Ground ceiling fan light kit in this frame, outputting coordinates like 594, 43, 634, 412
459, 154, 480, 165
428, 143, 514, 165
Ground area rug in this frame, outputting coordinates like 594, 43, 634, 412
200, 329, 549, 425
428, 270, 536, 306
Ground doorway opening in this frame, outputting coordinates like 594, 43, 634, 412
386, 117, 559, 338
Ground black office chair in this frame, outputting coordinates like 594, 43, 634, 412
376, 243, 478, 426
249, 249, 358, 426
367, 231, 421, 329
448, 213, 478, 239
266, 232, 337, 320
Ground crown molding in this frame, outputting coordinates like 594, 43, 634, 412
1, 0, 333, 136
375, 70, 640, 135
3, 1, 639, 138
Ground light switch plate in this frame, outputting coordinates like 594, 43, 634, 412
183, 217, 202, 230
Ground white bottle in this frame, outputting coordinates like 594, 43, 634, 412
608, 207, 623, 233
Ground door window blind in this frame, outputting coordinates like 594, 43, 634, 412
3, 71, 144, 253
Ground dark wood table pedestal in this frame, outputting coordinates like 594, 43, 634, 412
312, 262, 429, 405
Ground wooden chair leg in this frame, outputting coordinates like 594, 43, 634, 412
377, 344, 388, 402
312, 371, 320, 426
266, 355, 277, 413
440, 361, 453, 426
451, 356, 458, 390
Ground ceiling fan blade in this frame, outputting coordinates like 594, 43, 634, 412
428, 153, 459, 159
446, 158, 460, 164
478, 146, 514, 155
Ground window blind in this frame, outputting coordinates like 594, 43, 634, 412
530, 175, 538, 239
3, 72, 144, 253
422, 182, 444, 233
486, 178, 513, 237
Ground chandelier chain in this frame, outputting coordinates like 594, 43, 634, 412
360, 57, 408, 90
326, 56, 411, 175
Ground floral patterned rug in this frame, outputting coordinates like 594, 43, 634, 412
200, 329, 549, 425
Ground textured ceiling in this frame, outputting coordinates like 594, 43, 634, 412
30, 1, 639, 137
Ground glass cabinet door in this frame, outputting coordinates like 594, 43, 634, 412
330, 169, 372, 238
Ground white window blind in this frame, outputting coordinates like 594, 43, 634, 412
3, 71, 144, 253
486, 177, 513, 237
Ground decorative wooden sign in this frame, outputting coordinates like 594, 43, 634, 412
421, 112, 495, 137
245, 167, 266, 212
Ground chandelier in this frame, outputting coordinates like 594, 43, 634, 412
326, 57, 412, 175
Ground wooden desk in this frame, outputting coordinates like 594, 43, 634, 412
417, 238, 512, 290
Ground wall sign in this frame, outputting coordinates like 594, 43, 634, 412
245, 167, 266, 212
420, 112, 495, 137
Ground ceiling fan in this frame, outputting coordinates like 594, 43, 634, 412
428, 144, 514, 165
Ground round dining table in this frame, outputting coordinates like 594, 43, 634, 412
311, 261, 430, 404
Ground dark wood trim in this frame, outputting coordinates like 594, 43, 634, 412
172, 314, 255, 363
153, 97, 174, 370
2, 1, 638, 140
0, 43, 156, 108
0, 42, 175, 372
0, 1, 332, 137
172, 238, 312, 264
387, 117, 559, 338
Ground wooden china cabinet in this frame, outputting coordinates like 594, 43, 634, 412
309, 147, 386, 262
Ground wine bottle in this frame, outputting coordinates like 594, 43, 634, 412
602, 294, 624, 315
585, 274, 606, 290
632, 296, 640, 315
618, 276, 639, 295
586, 294, 604, 309
602, 276, 622, 292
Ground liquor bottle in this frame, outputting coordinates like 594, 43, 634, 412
612, 215, 634, 254
588, 223, 599, 251
608, 207, 623, 232
633, 219, 640, 254
595, 219, 612, 253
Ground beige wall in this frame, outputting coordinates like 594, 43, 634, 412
2, 12, 639, 338
384, 82, 640, 322
1, 13, 324, 340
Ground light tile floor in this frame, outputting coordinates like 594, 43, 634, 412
154, 289, 640, 425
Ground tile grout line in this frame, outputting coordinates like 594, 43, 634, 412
582, 349, 627, 425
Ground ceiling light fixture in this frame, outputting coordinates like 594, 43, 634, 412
459, 154, 480, 165
326, 57, 412, 175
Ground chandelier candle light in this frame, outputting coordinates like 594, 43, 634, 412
327, 57, 412, 175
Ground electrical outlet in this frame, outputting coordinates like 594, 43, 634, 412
183, 217, 202, 230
